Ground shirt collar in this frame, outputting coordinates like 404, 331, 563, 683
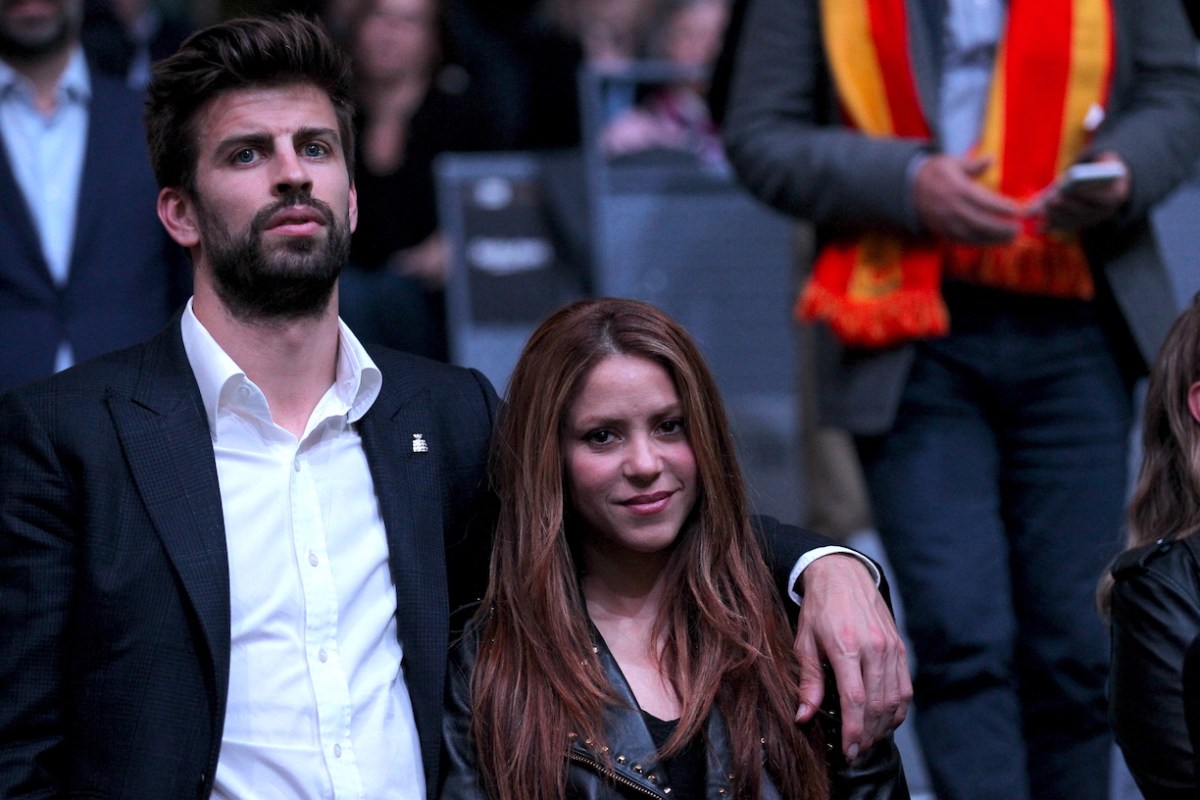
180, 299, 383, 436
58, 46, 91, 104
0, 45, 91, 106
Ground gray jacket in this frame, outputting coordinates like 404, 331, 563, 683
722, 0, 1200, 434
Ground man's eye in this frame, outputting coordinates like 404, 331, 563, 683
303, 142, 329, 158
233, 148, 258, 164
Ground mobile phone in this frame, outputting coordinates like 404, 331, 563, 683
1060, 161, 1127, 193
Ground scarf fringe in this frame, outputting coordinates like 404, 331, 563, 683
946, 237, 1095, 300
797, 281, 949, 348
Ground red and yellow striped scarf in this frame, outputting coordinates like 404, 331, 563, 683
799, 0, 1114, 348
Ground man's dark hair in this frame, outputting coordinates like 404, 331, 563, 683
144, 13, 355, 193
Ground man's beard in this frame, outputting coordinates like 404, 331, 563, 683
197, 189, 352, 323
0, 1, 77, 60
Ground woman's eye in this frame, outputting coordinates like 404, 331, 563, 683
659, 418, 685, 435
585, 429, 614, 445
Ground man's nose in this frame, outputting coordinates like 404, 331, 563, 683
272, 147, 313, 194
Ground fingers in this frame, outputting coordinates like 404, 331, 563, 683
914, 155, 1021, 245
793, 625, 825, 723
1041, 179, 1128, 231
1033, 152, 1131, 232
854, 619, 911, 752
797, 555, 914, 764
826, 612, 911, 759
826, 645, 868, 761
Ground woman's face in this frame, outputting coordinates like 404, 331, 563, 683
562, 354, 699, 561
353, 0, 439, 81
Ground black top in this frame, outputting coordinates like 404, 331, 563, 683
641, 711, 706, 799
350, 77, 496, 271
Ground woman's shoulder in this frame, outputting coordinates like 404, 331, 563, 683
1111, 536, 1200, 593
1110, 536, 1200, 634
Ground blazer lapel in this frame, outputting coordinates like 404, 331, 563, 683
359, 375, 449, 783
105, 324, 231, 709
70, 79, 116, 281
0, 130, 51, 283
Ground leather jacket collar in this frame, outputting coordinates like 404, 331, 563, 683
565, 629, 780, 799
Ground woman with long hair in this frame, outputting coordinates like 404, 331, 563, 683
441, 298, 906, 798
1105, 295, 1200, 799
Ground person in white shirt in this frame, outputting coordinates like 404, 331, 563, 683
0, 13, 908, 798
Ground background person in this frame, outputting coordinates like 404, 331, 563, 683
720, 0, 1200, 797
600, 0, 729, 167
340, 0, 495, 360
440, 297, 909, 799
0, 0, 188, 394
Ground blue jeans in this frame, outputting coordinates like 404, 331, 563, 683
856, 285, 1133, 800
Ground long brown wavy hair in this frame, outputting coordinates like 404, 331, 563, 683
1100, 294, 1200, 612
469, 298, 830, 799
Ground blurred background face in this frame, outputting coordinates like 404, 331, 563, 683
661, 0, 728, 66
352, 0, 439, 81
576, 0, 653, 66
0, 0, 82, 58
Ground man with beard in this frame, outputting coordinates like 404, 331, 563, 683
0, 14, 910, 798
0, 0, 187, 393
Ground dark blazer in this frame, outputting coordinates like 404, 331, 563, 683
1109, 535, 1200, 799
721, 0, 1200, 434
0, 67, 188, 395
441, 576, 909, 800
0, 318, 500, 799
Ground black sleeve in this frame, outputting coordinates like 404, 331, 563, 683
1109, 559, 1200, 798
706, 0, 751, 125
752, 514, 891, 610
438, 626, 490, 799
0, 388, 75, 796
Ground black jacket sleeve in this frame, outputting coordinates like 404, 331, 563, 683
1109, 540, 1200, 799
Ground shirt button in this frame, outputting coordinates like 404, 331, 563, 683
309, 551, 319, 566
333, 743, 342, 759
238, 386, 250, 397
318, 648, 328, 663
293, 457, 301, 472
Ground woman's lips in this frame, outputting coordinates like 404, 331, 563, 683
620, 491, 673, 515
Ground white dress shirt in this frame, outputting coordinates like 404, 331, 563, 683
0, 46, 89, 371
938, 0, 1006, 155
180, 302, 425, 800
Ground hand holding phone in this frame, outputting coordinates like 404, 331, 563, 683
1059, 161, 1128, 194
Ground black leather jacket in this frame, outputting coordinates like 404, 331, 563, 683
439, 623, 909, 799
1109, 535, 1200, 799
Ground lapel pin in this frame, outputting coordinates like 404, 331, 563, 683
412, 433, 429, 453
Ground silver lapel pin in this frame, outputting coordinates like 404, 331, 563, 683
412, 433, 429, 453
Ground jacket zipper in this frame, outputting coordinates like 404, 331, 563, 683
567, 750, 668, 799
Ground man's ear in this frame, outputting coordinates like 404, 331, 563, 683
157, 187, 201, 248
348, 181, 358, 234
1187, 382, 1200, 425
